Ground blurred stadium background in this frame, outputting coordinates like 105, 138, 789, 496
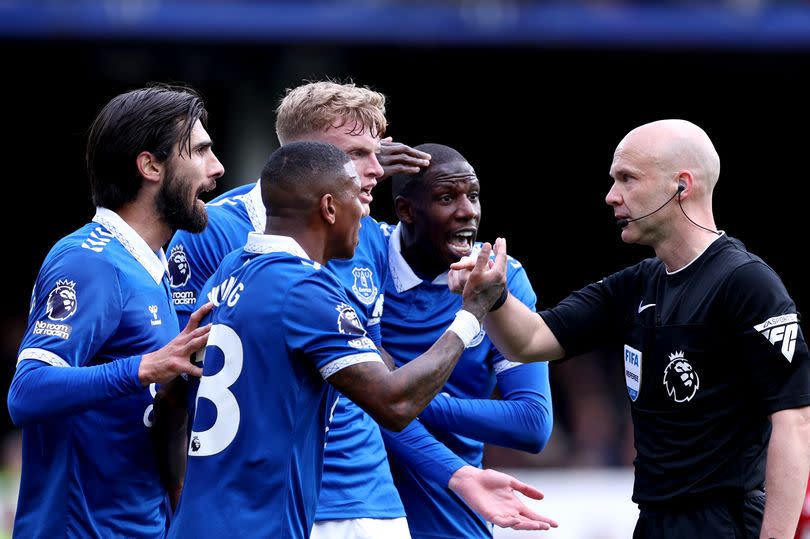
2, 1, 810, 537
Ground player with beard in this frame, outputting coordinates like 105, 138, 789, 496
167, 81, 555, 537
380, 144, 553, 539
450, 119, 810, 538
7, 83, 224, 538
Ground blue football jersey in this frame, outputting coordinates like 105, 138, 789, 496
380, 222, 552, 539
167, 181, 404, 522
12, 208, 177, 538
168, 233, 383, 538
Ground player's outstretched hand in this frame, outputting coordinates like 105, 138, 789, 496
460, 238, 507, 321
378, 137, 431, 179
448, 254, 475, 294
449, 466, 558, 531
138, 302, 213, 385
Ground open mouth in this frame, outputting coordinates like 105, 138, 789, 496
360, 186, 373, 204
197, 181, 216, 199
447, 229, 475, 258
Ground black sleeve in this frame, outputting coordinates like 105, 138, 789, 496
724, 261, 810, 414
540, 265, 637, 358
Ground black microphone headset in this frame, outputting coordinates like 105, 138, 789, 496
617, 182, 720, 235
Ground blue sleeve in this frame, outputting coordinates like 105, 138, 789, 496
418, 362, 553, 453
419, 256, 553, 453
284, 270, 381, 374
8, 355, 142, 426
381, 419, 467, 488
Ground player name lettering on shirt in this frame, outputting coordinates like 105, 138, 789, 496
207, 276, 244, 309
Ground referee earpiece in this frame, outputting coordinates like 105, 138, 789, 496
677, 182, 686, 193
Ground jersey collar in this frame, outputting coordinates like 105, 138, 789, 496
244, 231, 313, 262
665, 231, 726, 276
245, 179, 267, 233
387, 222, 449, 293
92, 207, 168, 285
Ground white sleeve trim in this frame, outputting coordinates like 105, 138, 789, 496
493, 359, 523, 375
17, 348, 70, 368
320, 352, 383, 379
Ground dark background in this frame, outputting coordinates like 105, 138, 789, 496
1, 1, 808, 467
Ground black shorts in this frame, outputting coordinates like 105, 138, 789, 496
633, 490, 765, 539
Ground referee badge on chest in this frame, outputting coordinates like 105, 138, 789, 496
624, 344, 642, 401
351, 267, 378, 305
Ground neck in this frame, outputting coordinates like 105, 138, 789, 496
116, 201, 171, 251
266, 216, 327, 265
655, 226, 719, 272
399, 226, 448, 280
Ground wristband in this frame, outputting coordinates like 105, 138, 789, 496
489, 288, 509, 312
446, 310, 481, 347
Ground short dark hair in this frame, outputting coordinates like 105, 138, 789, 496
391, 143, 467, 200
260, 141, 352, 212
86, 83, 208, 210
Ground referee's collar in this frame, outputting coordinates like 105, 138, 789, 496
92, 207, 168, 285
387, 222, 450, 293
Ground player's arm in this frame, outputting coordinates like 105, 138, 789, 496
449, 253, 565, 362
760, 405, 810, 538
377, 137, 431, 179
327, 241, 505, 431
419, 361, 552, 453
9, 302, 210, 426
381, 421, 557, 531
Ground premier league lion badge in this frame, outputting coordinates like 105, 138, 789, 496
168, 244, 191, 288
46, 279, 78, 321
663, 350, 700, 403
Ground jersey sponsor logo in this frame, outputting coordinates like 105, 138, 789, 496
168, 245, 192, 288
624, 344, 642, 401
754, 313, 799, 362
148, 305, 162, 326
351, 267, 378, 305
336, 303, 365, 336
46, 279, 77, 321
663, 350, 699, 403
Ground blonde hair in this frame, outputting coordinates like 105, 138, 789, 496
275, 80, 387, 144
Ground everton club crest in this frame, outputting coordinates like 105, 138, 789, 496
351, 267, 378, 305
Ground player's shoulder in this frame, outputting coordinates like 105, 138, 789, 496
46, 222, 124, 273
375, 218, 396, 237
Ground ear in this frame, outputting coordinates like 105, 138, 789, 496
137, 151, 163, 186
394, 195, 414, 225
676, 171, 693, 197
320, 193, 337, 225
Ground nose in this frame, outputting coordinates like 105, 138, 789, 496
368, 153, 384, 181
455, 195, 479, 222
210, 152, 225, 179
605, 182, 621, 207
